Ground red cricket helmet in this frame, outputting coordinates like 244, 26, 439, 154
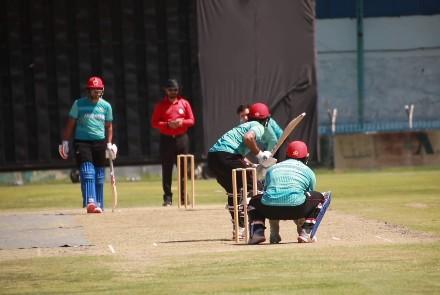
248, 102, 270, 120
87, 76, 104, 89
286, 141, 309, 159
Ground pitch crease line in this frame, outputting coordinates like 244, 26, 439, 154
375, 235, 393, 243
108, 244, 116, 253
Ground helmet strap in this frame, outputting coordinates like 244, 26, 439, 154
263, 117, 270, 127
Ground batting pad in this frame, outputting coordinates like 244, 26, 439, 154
95, 166, 105, 209
0, 214, 91, 249
310, 192, 332, 238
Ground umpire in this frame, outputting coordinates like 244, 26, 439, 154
151, 79, 195, 206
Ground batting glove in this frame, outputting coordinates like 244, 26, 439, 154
58, 140, 69, 160
256, 150, 272, 164
106, 143, 118, 160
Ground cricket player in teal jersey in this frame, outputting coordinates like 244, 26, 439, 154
247, 141, 327, 244
208, 102, 274, 240
236, 104, 285, 242
59, 76, 117, 213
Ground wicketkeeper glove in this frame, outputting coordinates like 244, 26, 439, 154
58, 140, 69, 160
256, 150, 272, 164
106, 143, 118, 160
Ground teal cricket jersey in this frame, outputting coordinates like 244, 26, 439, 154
69, 97, 113, 141
268, 118, 283, 140
262, 158, 316, 206
209, 121, 265, 156
259, 118, 283, 151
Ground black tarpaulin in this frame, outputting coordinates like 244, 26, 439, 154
197, 0, 318, 159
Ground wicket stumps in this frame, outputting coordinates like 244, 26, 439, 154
177, 154, 195, 209
232, 167, 257, 243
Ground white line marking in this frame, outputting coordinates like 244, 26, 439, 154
375, 235, 393, 243
108, 244, 116, 253
332, 236, 341, 240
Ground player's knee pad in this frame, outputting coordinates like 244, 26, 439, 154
80, 162, 96, 205
95, 166, 105, 209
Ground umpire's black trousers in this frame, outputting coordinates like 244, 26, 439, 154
160, 133, 189, 201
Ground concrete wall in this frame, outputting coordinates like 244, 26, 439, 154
333, 131, 440, 169
316, 15, 440, 126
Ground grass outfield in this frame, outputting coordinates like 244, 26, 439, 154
1, 167, 440, 294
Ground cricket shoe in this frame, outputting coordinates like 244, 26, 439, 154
86, 202, 97, 213
248, 223, 266, 245
297, 228, 317, 243
162, 196, 172, 207
232, 227, 246, 241
93, 207, 103, 213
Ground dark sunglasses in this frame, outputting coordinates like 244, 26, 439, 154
166, 88, 178, 92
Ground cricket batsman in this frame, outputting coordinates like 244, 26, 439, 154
236, 104, 284, 242
59, 76, 117, 213
208, 102, 274, 240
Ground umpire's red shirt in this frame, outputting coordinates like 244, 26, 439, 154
151, 96, 195, 136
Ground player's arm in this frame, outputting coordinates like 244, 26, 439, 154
105, 121, 113, 143
244, 131, 260, 155
105, 121, 118, 159
245, 127, 272, 163
181, 100, 195, 127
59, 99, 78, 159
58, 118, 76, 159
62, 118, 76, 141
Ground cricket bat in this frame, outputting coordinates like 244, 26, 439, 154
261, 112, 306, 168
108, 157, 118, 212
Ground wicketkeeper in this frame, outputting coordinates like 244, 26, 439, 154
59, 76, 117, 213
247, 140, 328, 244
208, 102, 275, 240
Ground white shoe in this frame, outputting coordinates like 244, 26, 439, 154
86, 203, 96, 214
232, 227, 245, 241
93, 207, 103, 213
297, 228, 316, 243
